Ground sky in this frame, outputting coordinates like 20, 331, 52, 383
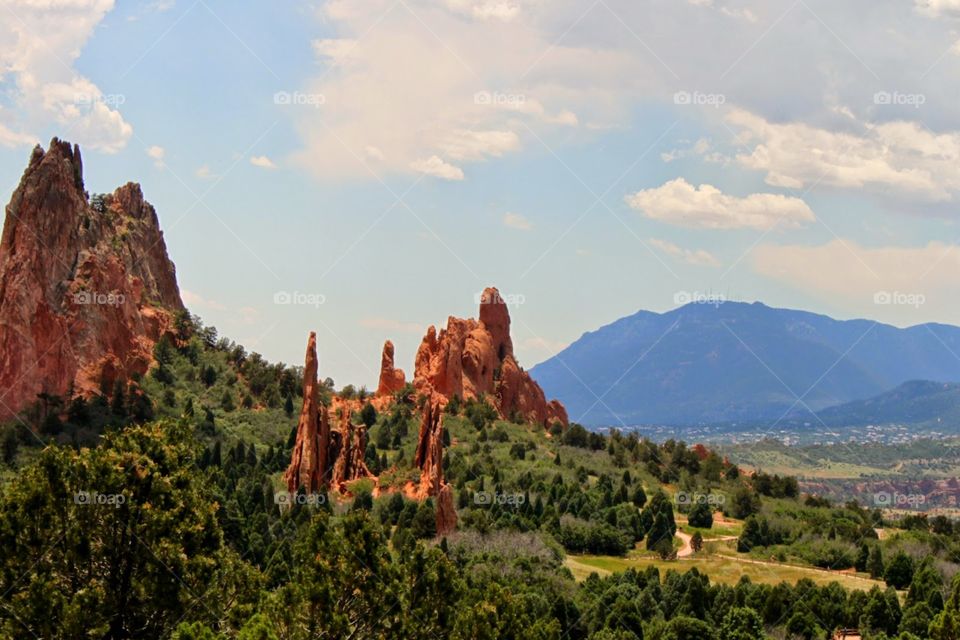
0, 0, 959, 390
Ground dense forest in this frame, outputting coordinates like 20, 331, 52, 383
3, 315, 960, 639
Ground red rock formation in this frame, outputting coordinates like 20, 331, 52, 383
328, 406, 373, 493
0, 138, 184, 419
285, 332, 373, 495
411, 394, 457, 534
284, 332, 329, 494
412, 287, 567, 427
376, 340, 406, 396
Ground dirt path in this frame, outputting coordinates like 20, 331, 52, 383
676, 531, 738, 557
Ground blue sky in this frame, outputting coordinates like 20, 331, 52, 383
1, 0, 959, 389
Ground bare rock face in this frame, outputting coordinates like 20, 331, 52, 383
284, 332, 329, 494
0, 138, 183, 419
285, 332, 372, 495
412, 287, 567, 427
411, 394, 457, 534
328, 406, 373, 493
376, 340, 406, 396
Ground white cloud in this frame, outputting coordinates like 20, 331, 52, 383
625, 177, 816, 230
726, 109, 960, 201
289, 1, 633, 181
146, 145, 165, 168
182, 289, 227, 312
410, 155, 464, 181
752, 239, 960, 323
249, 155, 277, 169
503, 211, 533, 230
195, 164, 217, 180
915, 0, 960, 16
0, 0, 132, 153
649, 237, 721, 267
360, 317, 424, 334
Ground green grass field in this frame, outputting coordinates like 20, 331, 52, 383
565, 547, 884, 592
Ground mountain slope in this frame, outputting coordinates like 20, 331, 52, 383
812, 379, 960, 427
530, 301, 960, 426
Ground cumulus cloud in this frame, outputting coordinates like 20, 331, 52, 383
625, 177, 816, 230
250, 155, 277, 169
410, 156, 464, 181
726, 110, 960, 201
752, 239, 960, 323
0, 0, 132, 153
146, 145, 165, 168
915, 0, 960, 17
649, 237, 721, 267
503, 212, 533, 230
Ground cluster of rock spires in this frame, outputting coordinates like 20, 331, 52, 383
284, 332, 375, 496
377, 287, 568, 427
286, 289, 568, 535
0, 138, 183, 419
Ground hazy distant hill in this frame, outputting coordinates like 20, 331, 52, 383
811, 379, 960, 427
530, 301, 960, 426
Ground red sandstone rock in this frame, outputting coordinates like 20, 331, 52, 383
285, 332, 373, 495
412, 287, 567, 427
436, 483, 457, 536
410, 394, 457, 533
376, 340, 406, 396
284, 332, 329, 494
0, 138, 183, 419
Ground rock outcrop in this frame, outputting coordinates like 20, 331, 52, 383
411, 394, 457, 534
284, 332, 329, 494
412, 287, 567, 427
285, 332, 373, 495
0, 138, 184, 419
376, 340, 406, 397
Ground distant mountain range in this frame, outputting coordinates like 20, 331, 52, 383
811, 380, 960, 427
529, 301, 960, 426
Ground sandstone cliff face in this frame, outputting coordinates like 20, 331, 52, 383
285, 332, 373, 495
412, 287, 567, 427
0, 138, 183, 419
376, 340, 406, 397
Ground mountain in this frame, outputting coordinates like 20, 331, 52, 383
529, 301, 960, 426
811, 379, 960, 427
0, 139, 183, 420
